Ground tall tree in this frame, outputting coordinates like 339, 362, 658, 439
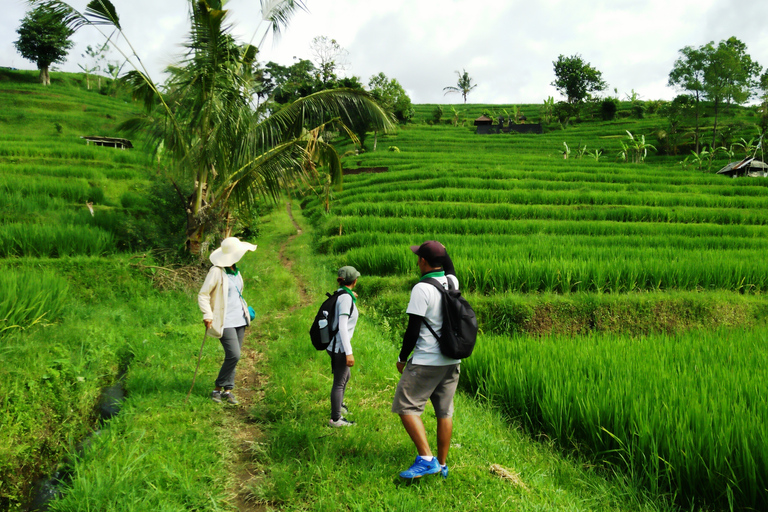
43, 0, 395, 253
368, 73, 413, 123
703, 37, 762, 147
14, 4, 75, 86
309, 36, 348, 85
551, 54, 607, 104
443, 69, 477, 103
670, 37, 762, 150
668, 45, 708, 153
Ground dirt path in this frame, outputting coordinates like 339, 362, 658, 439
223, 202, 309, 510
279, 202, 311, 308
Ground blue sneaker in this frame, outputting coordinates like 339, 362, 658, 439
399, 456, 441, 479
440, 464, 449, 479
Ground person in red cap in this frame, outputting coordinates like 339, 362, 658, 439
392, 240, 459, 480
198, 237, 257, 405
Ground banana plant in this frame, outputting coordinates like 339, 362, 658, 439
561, 141, 571, 160
540, 96, 555, 124
732, 137, 758, 158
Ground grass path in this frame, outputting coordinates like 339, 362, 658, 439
221, 202, 678, 512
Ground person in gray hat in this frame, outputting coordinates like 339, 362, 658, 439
328, 266, 360, 427
198, 237, 257, 405
392, 241, 459, 479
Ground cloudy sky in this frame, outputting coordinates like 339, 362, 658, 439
2, 0, 767, 104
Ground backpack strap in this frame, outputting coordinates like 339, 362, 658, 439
421, 277, 452, 340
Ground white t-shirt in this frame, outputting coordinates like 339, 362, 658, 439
223, 273, 247, 328
327, 290, 358, 354
406, 274, 461, 366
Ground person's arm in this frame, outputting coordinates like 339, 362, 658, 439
338, 314, 353, 355
396, 313, 423, 373
198, 267, 218, 328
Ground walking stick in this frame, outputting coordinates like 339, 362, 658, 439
185, 330, 208, 404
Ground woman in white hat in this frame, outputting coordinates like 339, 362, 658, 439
198, 237, 257, 404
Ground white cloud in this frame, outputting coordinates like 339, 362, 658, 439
1, 0, 766, 104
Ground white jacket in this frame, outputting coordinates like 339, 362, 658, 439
198, 266, 251, 338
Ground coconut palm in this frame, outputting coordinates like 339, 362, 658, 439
37, 0, 395, 252
443, 69, 477, 103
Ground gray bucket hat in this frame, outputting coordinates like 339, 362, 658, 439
338, 266, 360, 284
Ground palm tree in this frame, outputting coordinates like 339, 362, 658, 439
443, 69, 477, 103
40, 0, 395, 253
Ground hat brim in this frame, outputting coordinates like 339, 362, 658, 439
210, 241, 257, 267
409, 245, 421, 255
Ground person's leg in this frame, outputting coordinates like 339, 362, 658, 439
399, 414, 432, 457
330, 351, 350, 421
429, 364, 460, 466
436, 417, 453, 465
215, 327, 242, 390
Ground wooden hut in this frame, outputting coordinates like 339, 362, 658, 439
81, 136, 133, 150
473, 115, 494, 134
716, 157, 768, 178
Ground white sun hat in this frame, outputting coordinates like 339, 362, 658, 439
209, 237, 257, 267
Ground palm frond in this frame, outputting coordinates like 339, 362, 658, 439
252, 88, 396, 151
219, 140, 311, 207
84, 0, 121, 29
28, 0, 88, 30
261, 0, 307, 38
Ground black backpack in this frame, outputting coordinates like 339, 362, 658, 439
309, 290, 354, 351
422, 277, 478, 359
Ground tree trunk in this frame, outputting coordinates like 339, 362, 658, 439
694, 92, 700, 154
373, 131, 378, 152
712, 98, 720, 150
39, 66, 50, 86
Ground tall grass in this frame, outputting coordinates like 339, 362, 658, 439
461, 329, 768, 510
0, 223, 115, 257
0, 270, 68, 335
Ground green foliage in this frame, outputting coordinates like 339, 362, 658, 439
551, 54, 607, 104
443, 68, 478, 103
13, 4, 75, 85
368, 72, 414, 123
600, 98, 618, 120
553, 101, 577, 126
432, 104, 443, 124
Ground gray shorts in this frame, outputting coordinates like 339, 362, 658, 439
391, 361, 460, 418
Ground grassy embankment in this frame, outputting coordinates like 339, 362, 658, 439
0, 69, 228, 509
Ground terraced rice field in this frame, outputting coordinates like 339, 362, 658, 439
302, 105, 768, 509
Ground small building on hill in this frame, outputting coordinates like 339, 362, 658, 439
474, 115, 495, 134
81, 136, 133, 150
717, 157, 768, 178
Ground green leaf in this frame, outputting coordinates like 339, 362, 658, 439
85, 0, 121, 29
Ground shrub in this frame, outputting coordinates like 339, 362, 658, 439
600, 99, 618, 120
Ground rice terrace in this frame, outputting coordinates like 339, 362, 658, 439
2, 0, 768, 511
